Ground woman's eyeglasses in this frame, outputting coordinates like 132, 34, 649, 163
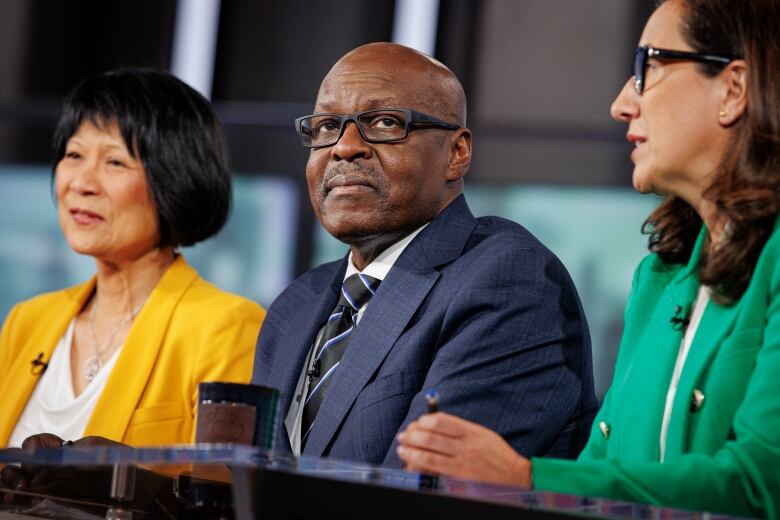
632, 46, 737, 94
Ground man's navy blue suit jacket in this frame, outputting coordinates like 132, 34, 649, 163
252, 195, 598, 467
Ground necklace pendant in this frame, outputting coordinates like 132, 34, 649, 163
83, 356, 101, 382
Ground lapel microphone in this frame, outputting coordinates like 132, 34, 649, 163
31, 352, 48, 375
670, 305, 691, 331
307, 360, 321, 382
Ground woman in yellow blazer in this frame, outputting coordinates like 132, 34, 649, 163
0, 69, 264, 449
0, 257, 263, 446
397, 0, 780, 517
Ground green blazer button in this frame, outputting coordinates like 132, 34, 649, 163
690, 389, 705, 412
599, 420, 610, 439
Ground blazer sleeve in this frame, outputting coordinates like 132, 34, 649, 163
383, 242, 594, 465
532, 272, 780, 519
187, 296, 266, 442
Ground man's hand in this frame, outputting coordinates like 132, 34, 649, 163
396, 412, 532, 488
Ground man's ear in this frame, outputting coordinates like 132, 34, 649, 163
718, 60, 748, 127
446, 127, 472, 182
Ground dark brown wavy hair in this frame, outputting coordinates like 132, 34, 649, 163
644, 0, 780, 303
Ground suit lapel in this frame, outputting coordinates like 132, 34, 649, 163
610, 227, 708, 461
258, 261, 343, 445
84, 256, 197, 441
651, 226, 738, 459
663, 296, 738, 457
0, 281, 94, 446
617, 266, 700, 459
303, 267, 439, 456
304, 195, 477, 456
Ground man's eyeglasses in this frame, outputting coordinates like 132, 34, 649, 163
633, 45, 737, 94
295, 109, 460, 149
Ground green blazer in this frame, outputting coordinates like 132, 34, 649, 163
533, 224, 780, 519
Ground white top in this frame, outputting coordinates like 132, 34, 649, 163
285, 224, 429, 455
8, 320, 121, 448
659, 285, 711, 462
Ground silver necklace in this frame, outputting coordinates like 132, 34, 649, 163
83, 300, 143, 382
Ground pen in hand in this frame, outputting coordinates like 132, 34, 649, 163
424, 389, 439, 414
419, 389, 440, 489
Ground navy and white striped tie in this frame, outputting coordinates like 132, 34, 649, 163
301, 273, 380, 445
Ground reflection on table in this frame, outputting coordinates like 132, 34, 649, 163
0, 445, 746, 519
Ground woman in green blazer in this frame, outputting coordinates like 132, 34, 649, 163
396, 0, 780, 517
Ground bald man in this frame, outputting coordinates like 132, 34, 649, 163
252, 43, 597, 467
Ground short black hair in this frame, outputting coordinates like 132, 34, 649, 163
53, 68, 231, 248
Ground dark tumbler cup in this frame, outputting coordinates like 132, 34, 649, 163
195, 382, 280, 449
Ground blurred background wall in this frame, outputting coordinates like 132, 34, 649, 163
0, 0, 657, 400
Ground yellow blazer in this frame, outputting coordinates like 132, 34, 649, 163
0, 256, 265, 447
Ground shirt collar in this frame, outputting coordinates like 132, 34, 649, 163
344, 223, 429, 282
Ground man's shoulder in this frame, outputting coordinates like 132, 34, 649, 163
426, 212, 575, 295
268, 258, 344, 309
472, 214, 547, 243
463, 214, 560, 264
294, 258, 344, 288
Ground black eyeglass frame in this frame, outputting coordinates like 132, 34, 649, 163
294, 108, 460, 149
633, 45, 737, 94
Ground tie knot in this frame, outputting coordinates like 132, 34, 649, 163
339, 273, 380, 311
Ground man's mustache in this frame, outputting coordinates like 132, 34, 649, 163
321, 161, 381, 192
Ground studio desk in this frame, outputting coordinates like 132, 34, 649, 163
0, 446, 744, 519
